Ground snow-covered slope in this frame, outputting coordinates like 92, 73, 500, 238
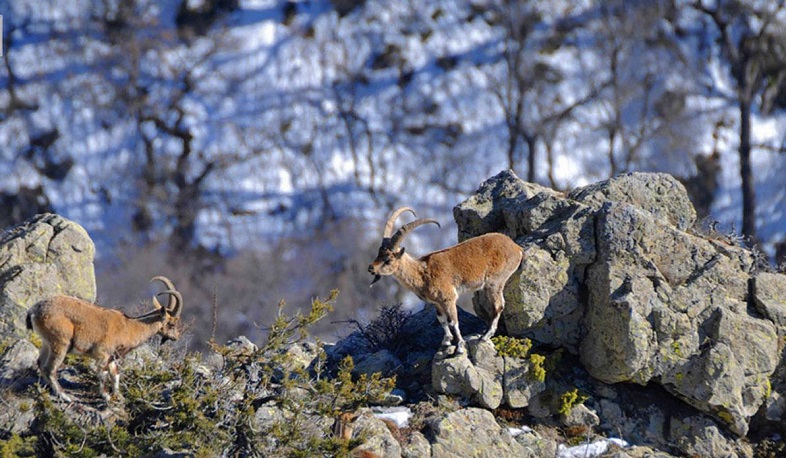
1, 0, 785, 257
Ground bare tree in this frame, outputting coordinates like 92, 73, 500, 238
486, 1, 559, 182
693, 0, 786, 242
82, 0, 269, 255
585, 1, 700, 179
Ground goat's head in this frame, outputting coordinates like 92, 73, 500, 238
368, 207, 440, 286
150, 276, 184, 343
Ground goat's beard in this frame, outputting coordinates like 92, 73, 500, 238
369, 274, 382, 287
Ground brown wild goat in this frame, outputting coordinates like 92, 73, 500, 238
368, 207, 523, 354
26, 276, 183, 402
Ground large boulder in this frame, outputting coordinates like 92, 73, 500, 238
431, 337, 545, 410
582, 201, 776, 436
454, 170, 783, 436
0, 213, 96, 338
426, 407, 537, 458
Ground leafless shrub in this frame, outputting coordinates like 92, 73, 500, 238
347, 303, 411, 353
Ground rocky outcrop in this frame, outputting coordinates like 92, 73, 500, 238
431, 337, 545, 410
455, 170, 783, 437
0, 213, 96, 338
426, 408, 536, 458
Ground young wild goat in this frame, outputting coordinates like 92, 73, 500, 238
26, 276, 183, 402
368, 207, 523, 355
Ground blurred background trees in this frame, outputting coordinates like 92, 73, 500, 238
1, 0, 785, 349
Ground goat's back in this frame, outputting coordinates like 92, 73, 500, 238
422, 233, 522, 286
28, 296, 122, 348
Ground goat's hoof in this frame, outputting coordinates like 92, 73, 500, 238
455, 345, 466, 355
435, 347, 452, 359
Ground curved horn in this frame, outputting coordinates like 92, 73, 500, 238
390, 218, 441, 249
383, 207, 416, 238
157, 290, 183, 317
150, 276, 177, 311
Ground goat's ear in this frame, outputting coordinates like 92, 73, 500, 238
395, 247, 406, 258
159, 306, 168, 318
152, 297, 163, 310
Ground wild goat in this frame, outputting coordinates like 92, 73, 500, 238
26, 276, 183, 402
368, 207, 523, 354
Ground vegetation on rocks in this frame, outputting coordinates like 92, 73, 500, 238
0, 291, 397, 457
491, 335, 533, 358
557, 388, 589, 417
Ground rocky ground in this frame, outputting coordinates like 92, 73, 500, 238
1, 171, 785, 457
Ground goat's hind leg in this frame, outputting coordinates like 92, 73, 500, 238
41, 344, 72, 402
481, 286, 505, 341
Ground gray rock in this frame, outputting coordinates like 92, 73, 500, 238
561, 403, 600, 428
501, 245, 585, 351
354, 349, 403, 377
0, 339, 38, 381
753, 272, 786, 328
669, 415, 753, 458
352, 410, 402, 458
225, 335, 258, 354
453, 170, 784, 437
501, 354, 545, 409
581, 201, 776, 435
568, 172, 696, 230
0, 213, 96, 338
431, 337, 545, 410
512, 427, 557, 458
605, 447, 680, 458
0, 394, 36, 435
453, 170, 558, 242
427, 408, 532, 457
402, 430, 431, 458
431, 346, 503, 409
764, 391, 785, 422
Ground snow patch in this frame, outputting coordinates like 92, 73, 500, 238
557, 438, 629, 458
372, 406, 411, 429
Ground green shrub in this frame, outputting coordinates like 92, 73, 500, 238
0, 433, 36, 458
23, 290, 396, 457
492, 336, 533, 358
528, 354, 546, 382
558, 388, 588, 416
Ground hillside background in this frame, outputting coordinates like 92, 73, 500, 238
1, 0, 785, 349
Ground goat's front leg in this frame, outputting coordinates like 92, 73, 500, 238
108, 359, 124, 401
97, 360, 111, 402
436, 310, 454, 349
446, 304, 465, 354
